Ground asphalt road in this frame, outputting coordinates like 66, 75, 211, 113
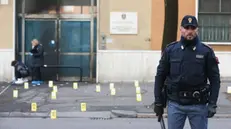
0, 118, 230, 129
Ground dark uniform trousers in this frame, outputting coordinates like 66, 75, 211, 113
31, 67, 41, 81
154, 36, 220, 129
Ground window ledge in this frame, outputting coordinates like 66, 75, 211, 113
203, 42, 231, 45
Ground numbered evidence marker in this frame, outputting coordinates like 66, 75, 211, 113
49, 81, 53, 87
24, 82, 29, 89
227, 86, 231, 94
109, 83, 114, 90
136, 86, 141, 94
136, 93, 142, 102
81, 103, 87, 112
73, 82, 78, 89
96, 85, 101, 92
51, 91, 56, 99
31, 102, 37, 112
111, 88, 116, 95
53, 85, 58, 92
50, 110, 57, 119
13, 90, 18, 98
134, 80, 139, 87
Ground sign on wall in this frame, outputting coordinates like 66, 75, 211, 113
0, 0, 8, 5
110, 12, 138, 34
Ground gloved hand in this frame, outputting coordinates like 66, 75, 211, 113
11, 77, 16, 84
207, 104, 217, 118
154, 103, 164, 121
28, 52, 33, 56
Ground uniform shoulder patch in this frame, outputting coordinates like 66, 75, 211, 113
215, 56, 219, 64
201, 42, 219, 64
166, 41, 178, 48
201, 42, 213, 50
161, 41, 178, 55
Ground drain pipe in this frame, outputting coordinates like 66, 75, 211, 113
90, 0, 95, 82
21, 0, 25, 63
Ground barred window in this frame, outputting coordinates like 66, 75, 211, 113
198, 0, 231, 43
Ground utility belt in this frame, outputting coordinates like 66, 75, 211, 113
167, 84, 210, 105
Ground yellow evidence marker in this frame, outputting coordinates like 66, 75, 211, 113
110, 83, 114, 90
50, 110, 57, 119
111, 88, 116, 95
24, 82, 29, 89
51, 91, 56, 99
96, 85, 101, 92
31, 102, 37, 112
48, 81, 53, 87
73, 82, 78, 89
136, 86, 141, 94
81, 103, 87, 112
13, 90, 18, 98
227, 86, 231, 94
136, 93, 142, 102
134, 80, 139, 87
53, 85, 58, 92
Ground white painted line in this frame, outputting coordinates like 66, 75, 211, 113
0, 84, 11, 96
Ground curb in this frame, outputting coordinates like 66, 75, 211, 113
136, 113, 231, 118
111, 110, 231, 118
220, 77, 231, 82
137, 113, 231, 118
0, 111, 112, 119
1, 111, 231, 119
0, 112, 49, 118
111, 110, 137, 118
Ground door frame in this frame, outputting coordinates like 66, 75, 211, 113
20, 19, 59, 80
18, 14, 96, 82
17, 0, 97, 82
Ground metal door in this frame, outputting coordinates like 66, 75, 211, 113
17, 18, 97, 81
58, 20, 91, 81
24, 20, 58, 80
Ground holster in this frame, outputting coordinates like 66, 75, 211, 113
167, 84, 210, 105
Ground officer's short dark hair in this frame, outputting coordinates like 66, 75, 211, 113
181, 15, 198, 28
11, 60, 17, 66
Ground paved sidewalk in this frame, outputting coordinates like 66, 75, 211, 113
0, 81, 231, 118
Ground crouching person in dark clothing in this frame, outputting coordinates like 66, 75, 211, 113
11, 60, 29, 84
29, 39, 44, 85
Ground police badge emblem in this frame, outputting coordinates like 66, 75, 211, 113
188, 17, 192, 23
121, 14, 126, 20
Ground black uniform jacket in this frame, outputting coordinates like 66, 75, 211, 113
30, 44, 44, 67
154, 36, 220, 105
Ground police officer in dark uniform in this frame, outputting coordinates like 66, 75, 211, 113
154, 15, 220, 129
29, 39, 44, 85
